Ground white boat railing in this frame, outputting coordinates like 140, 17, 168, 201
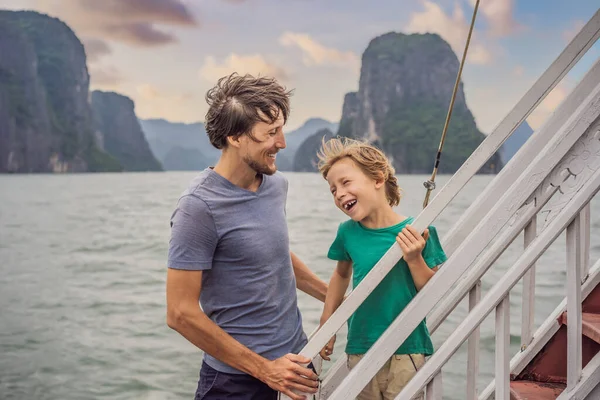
280, 7, 600, 400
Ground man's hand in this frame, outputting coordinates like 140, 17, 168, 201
319, 335, 336, 361
396, 225, 429, 263
259, 354, 319, 400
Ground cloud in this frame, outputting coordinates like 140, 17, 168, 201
108, 23, 176, 46
137, 83, 161, 100
34, 0, 197, 47
467, 0, 521, 37
89, 65, 123, 87
527, 82, 570, 130
82, 38, 112, 62
136, 83, 192, 102
198, 54, 289, 83
130, 84, 196, 121
405, 1, 492, 65
513, 65, 524, 77
279, 32, 360, 69
563, 20, 586, 43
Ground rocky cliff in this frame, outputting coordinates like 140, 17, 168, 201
0, 10, 120, 173
91, 91, 162, 171
293, 128, 334, 172
337, 32, 502, 174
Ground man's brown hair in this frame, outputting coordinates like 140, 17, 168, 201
204, 73, 292, 149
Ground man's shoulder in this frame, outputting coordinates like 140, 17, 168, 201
270, 170, 288, 186
260, 171, 288, 196
174, 169, 217, 212
181, 168, 216, 198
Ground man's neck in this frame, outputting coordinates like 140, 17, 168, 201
213, 150, 261, 191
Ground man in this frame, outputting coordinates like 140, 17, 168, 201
166, 73, 328, 400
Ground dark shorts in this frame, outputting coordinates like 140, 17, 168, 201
194, 361, 277, 400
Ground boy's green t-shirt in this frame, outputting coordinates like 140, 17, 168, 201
327, 216, 447, 356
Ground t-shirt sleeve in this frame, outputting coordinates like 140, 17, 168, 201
422, 225, 448, 269
327, 223, 351, 261
168, 195, 218, 271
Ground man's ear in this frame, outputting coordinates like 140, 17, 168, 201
226, 134, 242, 149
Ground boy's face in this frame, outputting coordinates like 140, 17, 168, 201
238, 111, 286, 175
326, 157, 384, 221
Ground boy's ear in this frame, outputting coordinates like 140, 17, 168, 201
375, 171, 386, 189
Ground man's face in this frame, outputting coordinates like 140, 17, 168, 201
240, 111, 286, 175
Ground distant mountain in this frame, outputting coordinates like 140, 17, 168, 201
293, 128, 335, 172
140, 117, 339, 172
162, 146, 209, 171
280, 118, 339, 170
139, 119, 219, 171
499, 121, 534, 165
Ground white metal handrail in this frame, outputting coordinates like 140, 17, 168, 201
283, 8, 600, 400
395, 167, 600, 399
325, 61, 600, 399
318, 54, 600, 399
301, 0, 600, 369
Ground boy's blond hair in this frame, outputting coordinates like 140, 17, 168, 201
317, 137, 401, 207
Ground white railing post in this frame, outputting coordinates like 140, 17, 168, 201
521, 217, 537, 350
580, 203, 591, 281
496, 295, 511, 400
566, 214, 583, 390
467, 281, 481, 399
481, 258, 600, 400
426, 372, 443, 400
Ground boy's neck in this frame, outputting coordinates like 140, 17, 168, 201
360, 205, 406, 230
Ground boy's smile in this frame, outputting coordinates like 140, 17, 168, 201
342, 199, 357, 212
326, 157, 383, 221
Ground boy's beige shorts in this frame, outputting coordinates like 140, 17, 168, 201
347, 353, 426, 400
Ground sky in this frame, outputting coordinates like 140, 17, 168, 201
0, 0, 598, 133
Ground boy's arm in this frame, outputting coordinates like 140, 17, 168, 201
397, 225, 439, 291
319, 260, 352, 360
405, 257, 438, 291
291, 251, 328, 303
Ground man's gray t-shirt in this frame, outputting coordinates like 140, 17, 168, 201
168, 168, 307, 374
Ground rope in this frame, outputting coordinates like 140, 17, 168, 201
422, 0, 481, 209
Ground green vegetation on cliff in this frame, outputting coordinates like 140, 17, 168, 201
337, 32, 502, 174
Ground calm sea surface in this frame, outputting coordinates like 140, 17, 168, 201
2, 171, 599, 400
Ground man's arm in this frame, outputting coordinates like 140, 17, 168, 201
290, 251, 328, 302
166, 268, 318, 400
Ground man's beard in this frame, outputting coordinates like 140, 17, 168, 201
244, 153, 276, 175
